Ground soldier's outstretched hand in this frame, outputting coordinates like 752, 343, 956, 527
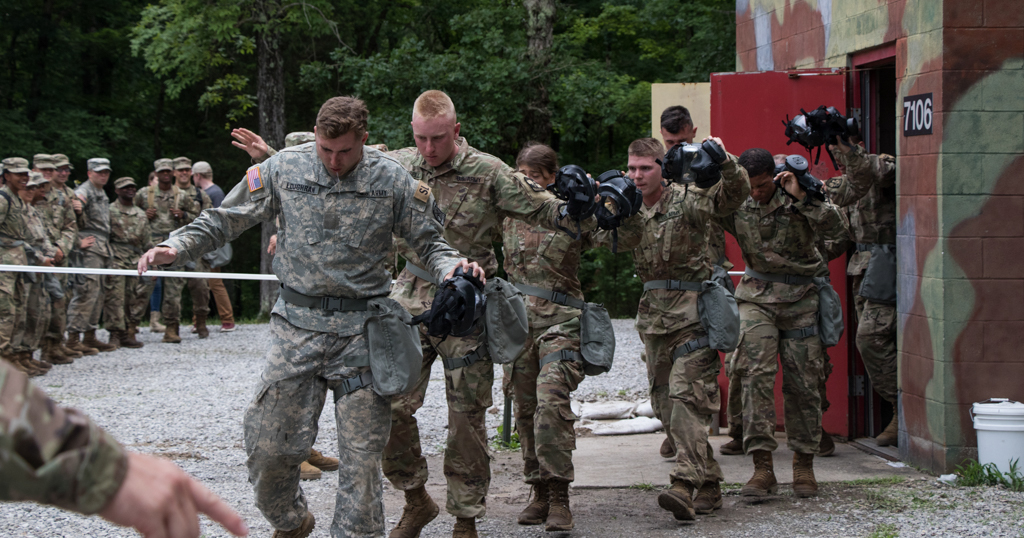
99, 452, 248, 538
231, 128, 270, 161
446, 259, 486, 285
138, 246, 179, 274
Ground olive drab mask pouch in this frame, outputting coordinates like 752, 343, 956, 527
814, 277, 844, 347
483, 277, 529, 364
858, 244, 897, 305
580, 302, 615, 375
697, 280, 740, 352
364, 297, 423, 396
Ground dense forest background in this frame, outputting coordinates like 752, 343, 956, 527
0, 0, 734, 319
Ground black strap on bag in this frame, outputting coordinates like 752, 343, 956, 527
671, 336, 711, 361
333, 371, 374, 401
780, 325, 819, 340
539, 349, 583, 369
442, 345, 488, 370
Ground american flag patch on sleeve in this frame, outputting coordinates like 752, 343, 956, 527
246, 166, 263, 192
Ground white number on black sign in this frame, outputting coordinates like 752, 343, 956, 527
903, 93, 933, 136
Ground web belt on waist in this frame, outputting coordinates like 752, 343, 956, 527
279, 284, 370, 312
515, 284, 585, 309
404, 262, 436, 285
334, 371, 374, 401
672, 336, 710, 360
855, 243, 896, 252
539, 349, 583, 369
79, 230, 109, 240
743, 268, 814, 286
442, 345, 488, 370
643, 279, 703, 292
780, 325, 818, 340
0, 233, 24, 248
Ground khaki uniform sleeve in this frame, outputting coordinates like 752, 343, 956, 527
392, 168, 461, 282
0, 361, 129, 514
712, 156, 752, 217
254, 146, 277, 165
494, 167, 592, 236
793, 197, 852, 252
825, 145, 874, 207
586, 209, 643, 252
57, 193, 77, 256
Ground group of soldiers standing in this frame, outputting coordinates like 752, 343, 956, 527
0, 153, 236, 378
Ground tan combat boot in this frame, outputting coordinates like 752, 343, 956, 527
195, 313, 209, 339
162, 323, 182, 344
307, 448, 339, 471
389, 486, 439, 538
819, 430, 836, 456
272, 511, 314, 538
121, 324, 144, 348
546, 480, 574, 531
66, 332, 98, 356
740, 450, 778, 497
150, 310, 166, 333
657, 479, 696, 521
20, 352, 51, 375
517, 482, 549, 525
59, 337, 82, 359
42, 339, 73, 365
792, 452, 818, 497
452, 518, 477, 538
660, 434, 676, 459
84, 329, 117, 352
6, 353, 42, 377
299, 461, 321, 480
720, 436, 744, 456
876, 416, 899, 447
693, 481, 723, 514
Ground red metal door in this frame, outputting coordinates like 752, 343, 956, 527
710, 68, 852, 438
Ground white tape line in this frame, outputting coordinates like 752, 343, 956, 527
0, 264, 279, 281
727, 271, 742, 276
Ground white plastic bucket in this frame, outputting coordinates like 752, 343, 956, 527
971, 398, 1024, 475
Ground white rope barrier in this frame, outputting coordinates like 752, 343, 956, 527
0, 264, 280, 281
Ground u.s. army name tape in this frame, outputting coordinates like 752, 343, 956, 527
0, 264, 279, 281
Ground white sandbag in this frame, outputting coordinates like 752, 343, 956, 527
579, 401, 637, 420
592, 416, 664, 436
571, 400, 582, 417
634, 400, 655, 418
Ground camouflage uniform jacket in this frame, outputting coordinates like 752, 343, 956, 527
503, 218, 590, 329
41, 184, 77, 257
109, 201, 154, 269
825, 146, 897, 275
180, 184, 214, 217
715, 185, 851, 305
389, 137, 574, 278
161, 144, 462, 337
23, 203, 56, 262
133, 185, 198, 238
74, 181, 111, 257
0, 360, 128, 514
0, 185, 28, 266
611, 157, 750, 335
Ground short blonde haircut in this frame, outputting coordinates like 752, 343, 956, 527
413, 90, 457, 121
628, 138, 665, 159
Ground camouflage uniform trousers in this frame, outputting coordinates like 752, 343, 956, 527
637, 333, 672, 454
15, 276, 50, 353
44, 263, 69, 342
645, 328, 725, 487
505, 318, 584, 485
186, 257, 211, 318
160, 272, 188, 324
725, 349, 832, 440
382, 322, 493, 519
733, 292, 825, 455
103, 256, 156, 331
66, 249, 108, 333
0, 267, 28, 356
244, 315, 391, 536
852, 274, 897, 404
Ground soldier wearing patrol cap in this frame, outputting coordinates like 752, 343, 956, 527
0, 158, 34, 373
104, 177, 154, 349
39, 153, 83, 361
139, 95, 480, 538
172, 156, 215, 338
65, 157, 117, 354
13, 172, 58, 375
134, 158, 198, 343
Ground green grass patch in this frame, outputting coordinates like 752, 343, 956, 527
955, 459, 1024, 492
629, 482, 657, 491
841, 476, 906, 487
489, 424, 521, 451
867, 523, 899, 538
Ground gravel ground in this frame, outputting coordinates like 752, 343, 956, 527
3, 320, 1022, 537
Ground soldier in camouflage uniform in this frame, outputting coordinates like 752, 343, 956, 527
825, 139, 899, 446
609, 138, 749, 520
35, 154, 81, 364
172, 156, 215, 339
381, 91, 587, 538
134, 158, 198, 343
66, 158, 117, 354
141, 96, 476, 538
0, 158, 33, 375
714, 148, 851, 499
104, 177, 154, 349
0, 360, 249, 537
13, 174, 58, 376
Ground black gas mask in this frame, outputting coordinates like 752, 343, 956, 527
409, 267, 486, 339
547, 164, 599, 239
593, 170, 643, 252
658, 139, 727, 189
783, 105, 859, 169
773, 154, 825, 203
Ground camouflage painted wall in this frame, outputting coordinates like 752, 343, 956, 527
735, 0, 1024, 473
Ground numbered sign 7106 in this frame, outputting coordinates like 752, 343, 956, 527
903, 93, 933, 136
